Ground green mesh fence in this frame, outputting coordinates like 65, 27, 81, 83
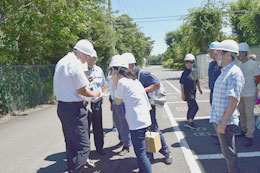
0, 65, 56, 116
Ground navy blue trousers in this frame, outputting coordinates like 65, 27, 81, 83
57, 101, 90, 173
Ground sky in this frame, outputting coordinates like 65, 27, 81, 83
111, 0, 235, 55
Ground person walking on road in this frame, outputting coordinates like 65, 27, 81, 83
108, 55, 132, 156
111, 56, 152, 173
53, 39, 101, 173
85, 49, 107, 155
210, 39, 245, 173
122, 52, 173, 165
208, 41, 221, 105
180, 53, 202, 130
237, 43, 260, 147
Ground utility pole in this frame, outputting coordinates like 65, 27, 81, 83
108, 0, 115, 53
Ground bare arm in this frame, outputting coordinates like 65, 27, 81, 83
181, 84, 185, 101
144, 84, 160, 93
255, 75, 260, 86
217, 96, 238, 134
77, 86, 100, 97
197, 80, 202, 94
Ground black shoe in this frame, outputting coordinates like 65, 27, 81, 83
244, 137, 253, 147
164, 153, 173, 165
184, 122, 197, 130
97, 149, 106, 155
119, 147, 130, 156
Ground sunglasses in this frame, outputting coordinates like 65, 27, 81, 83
185, 61, 194, 64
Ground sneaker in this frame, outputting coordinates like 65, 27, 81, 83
85, 159, 95, 168
164, 153, 173, 165
119, 147, 129, 156
184, 122, 197, 130
244, 137, 253, 147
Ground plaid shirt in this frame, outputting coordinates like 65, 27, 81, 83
210, 62, 245, 126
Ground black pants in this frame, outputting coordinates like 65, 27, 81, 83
57, 101, 90, 173
88, 100, 104, 151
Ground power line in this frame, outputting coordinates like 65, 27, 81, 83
133, 14, 187, 20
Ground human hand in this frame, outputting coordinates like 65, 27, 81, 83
217, 123, 226, 134
88, 76, 93, 82
199, 89, 203, 94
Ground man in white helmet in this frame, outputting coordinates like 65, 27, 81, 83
84, 49, 106, 155
122, 52, 173, 165
248, 54, 257, 61
208, 41, 221, 105
237, 43, 260, 147
54, 39, 101, 173
210, 39, 244, 173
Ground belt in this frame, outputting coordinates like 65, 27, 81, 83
58, 101, 84, 104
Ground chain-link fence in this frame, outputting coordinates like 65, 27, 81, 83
0, 65, 56, 117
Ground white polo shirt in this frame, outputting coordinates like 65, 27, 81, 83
54, 52, 89, 102
115, 77, 151, 130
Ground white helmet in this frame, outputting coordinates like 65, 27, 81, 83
74, 39, 95, 56
110, 55, 129, 69
209, 41, 220, 50
92, 50, 97, 58
217, 40, 239, 54
239, 42, 249, 52
121, 53, 136, 64
184, 53, 195, 61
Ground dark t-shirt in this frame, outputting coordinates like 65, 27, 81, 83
208, 61, 221, 90
135, 67, 160, 88
180, 68, 198, 101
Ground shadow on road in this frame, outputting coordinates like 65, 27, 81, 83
37, 152, 66, 173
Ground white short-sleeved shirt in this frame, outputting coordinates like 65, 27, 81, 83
54, 52, 89, 102
115, 77, 151, 130
238, 59, 260, 97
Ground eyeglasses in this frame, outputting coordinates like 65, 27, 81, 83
185, 61, 194, 64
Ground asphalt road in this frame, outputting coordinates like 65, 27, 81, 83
0, 65, 260, 173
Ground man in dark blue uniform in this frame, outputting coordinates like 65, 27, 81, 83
208, 41, 221, 105
122, 53, 173, 165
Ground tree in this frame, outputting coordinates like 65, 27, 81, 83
185, 5, 223, 53
229, 0, 256, 44
235, 0, 260, 44
114, 14, 153, 66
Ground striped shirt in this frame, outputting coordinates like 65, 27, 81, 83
210, 62, 244, 126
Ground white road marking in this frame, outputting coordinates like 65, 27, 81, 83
164, 80, 181, 93
195, 151, 260, 160
164, 103, 201, 173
